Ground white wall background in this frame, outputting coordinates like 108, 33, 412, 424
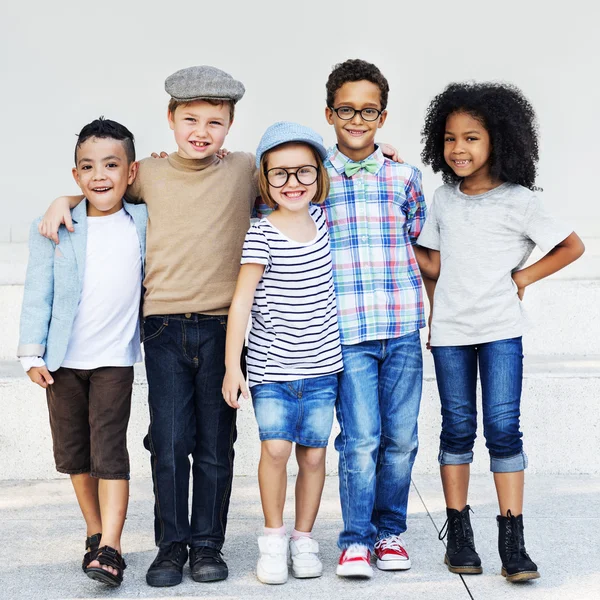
1, 0, 599, 241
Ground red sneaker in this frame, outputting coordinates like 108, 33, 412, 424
336, 544, 373, 578
374, 535, 411, 571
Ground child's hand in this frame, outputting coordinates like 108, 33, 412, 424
150, 151, 169, 159
27, 366, 54, 388
379, 143, 404, 164
512, 271, 527, 300
426, 313, 433, 351
216, 148, 230, 159
222, 368, 249, 409
38, 197, 74, 243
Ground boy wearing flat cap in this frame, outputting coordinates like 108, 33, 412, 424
40, 65, 258, 587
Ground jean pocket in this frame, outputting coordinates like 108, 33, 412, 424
143, 317, 168, 343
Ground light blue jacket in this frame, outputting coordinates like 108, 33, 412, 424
17, 200, 147, 372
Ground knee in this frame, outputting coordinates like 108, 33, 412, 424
261, 440, 292, 466
297, 447, 326, 472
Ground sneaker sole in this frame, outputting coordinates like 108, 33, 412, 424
191, 568, 228, 583
257, 565, 288, 585
376, 557, 412, 571
444, 555, 482, 575
336, 563, 373, 578
291, 564, 323, 579
145, 572, 183, 587
501, 567, 540, 582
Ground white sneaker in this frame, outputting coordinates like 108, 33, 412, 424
336, 544, 373, 578
289, 537, 323, 578
257, 534, 288, 584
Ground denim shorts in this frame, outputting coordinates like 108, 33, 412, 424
250, 374, 338, 447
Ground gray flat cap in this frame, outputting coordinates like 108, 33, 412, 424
165, 65, 245, 103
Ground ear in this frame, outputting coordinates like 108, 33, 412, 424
378, 110, 388, 129
325, 106, 334, 126
127, 161, 139, 185
72, 166, 80, 186
167, 109, 175, 131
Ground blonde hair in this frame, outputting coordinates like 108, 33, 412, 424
258, 143, 330, 209
167, 98, 235, 122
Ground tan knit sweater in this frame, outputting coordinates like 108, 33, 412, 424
127, 152, 258, 317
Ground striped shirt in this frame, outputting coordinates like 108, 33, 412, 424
323, 145, 427, 345
241, 205, 344, 387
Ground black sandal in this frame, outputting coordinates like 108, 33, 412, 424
85, 545, 126, 587
81, 533, 102, 572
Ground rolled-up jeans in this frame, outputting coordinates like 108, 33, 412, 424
335, 330, 423, 549
431, 336, 528, 473
143, 313, 237, 550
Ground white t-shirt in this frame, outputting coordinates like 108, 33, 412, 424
241, 205, 344, 387
417, 182, 573, 347
61, 208, 142, 369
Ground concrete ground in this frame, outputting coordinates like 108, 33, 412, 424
1, 474, 599, 600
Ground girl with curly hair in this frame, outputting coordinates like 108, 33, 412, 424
415, 82, 585, 582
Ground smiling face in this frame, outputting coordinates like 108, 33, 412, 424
265, 143, 319, 214
326, 80, 387, 162
443, 111, 493, 184
168, 99, 232, 160
72, 137, 137, 217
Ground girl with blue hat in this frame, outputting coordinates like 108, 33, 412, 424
222, 122, 343, 584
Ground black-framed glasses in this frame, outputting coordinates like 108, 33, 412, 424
266, 165, 319, 188
329, 106, 383, 122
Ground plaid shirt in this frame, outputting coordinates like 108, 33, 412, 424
322, 145, 427, 345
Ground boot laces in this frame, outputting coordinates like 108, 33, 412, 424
439, 507, 475, 550
504, 510, 529, 560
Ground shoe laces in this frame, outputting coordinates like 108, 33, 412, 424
193, 546, 225, 564
439, 507, 476, 551
376, 535, 407, 553
157, 542, 186, 566
344, 544, 369, 559
503, 510, 529, 560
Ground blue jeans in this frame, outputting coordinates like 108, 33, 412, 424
143, 314, 238, 550
335, 331, 423, 549
431, 337, 527, 473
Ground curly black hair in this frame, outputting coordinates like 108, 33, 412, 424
421, 82, 539, 189
326, 59, 389, 110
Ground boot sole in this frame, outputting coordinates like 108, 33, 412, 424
444, 555, 483, 574
501, 567, 540, 582
191, 568, 228, 583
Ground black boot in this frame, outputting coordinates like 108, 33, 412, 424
439, 505, 482, 574
497, 511, 540, 582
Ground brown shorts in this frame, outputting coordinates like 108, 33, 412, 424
45, 366, 134, 479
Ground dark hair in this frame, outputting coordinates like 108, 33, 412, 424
75, 117, 136, 165
326, 59, 389, 110
421, 82, 539, 189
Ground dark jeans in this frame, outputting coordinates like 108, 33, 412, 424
143, 313, 237, 550
431, 337, 527, 473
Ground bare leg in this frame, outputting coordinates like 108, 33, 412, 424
294, 446, 326, 533
494, 471, 524, 516
258, 440, 292, 528
440, 464, 470, 510
70, 473, 102, 536
88, 479, 129, 575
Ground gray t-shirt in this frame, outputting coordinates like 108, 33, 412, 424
417, 182, 573, 346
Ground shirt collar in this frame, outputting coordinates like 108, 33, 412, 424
327, 144, 385, 176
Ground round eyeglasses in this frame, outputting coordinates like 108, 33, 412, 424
266, 165, 319, 188
329, 106, 383, 122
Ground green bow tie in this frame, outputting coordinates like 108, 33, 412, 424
344, 159, 379, 177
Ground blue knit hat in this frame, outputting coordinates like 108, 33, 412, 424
256, 122, 327, 168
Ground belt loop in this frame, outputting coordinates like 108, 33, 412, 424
163, 316, 169, 326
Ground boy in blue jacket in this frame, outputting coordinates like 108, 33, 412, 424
17, 117, 147, 588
